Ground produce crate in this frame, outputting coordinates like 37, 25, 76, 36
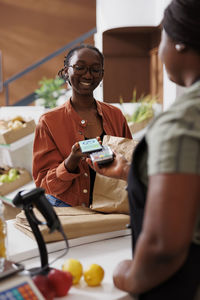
0, 120, 36, 145
0, 168, 32, 196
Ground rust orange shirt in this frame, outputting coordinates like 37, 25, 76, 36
32, 99, 132, 206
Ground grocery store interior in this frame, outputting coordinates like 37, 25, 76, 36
0, 0, 191, 299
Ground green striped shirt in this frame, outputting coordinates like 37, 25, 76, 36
141, 80, 200, 244
147, 80, 200, 176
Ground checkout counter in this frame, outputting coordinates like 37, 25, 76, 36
4, 220, 133, 300
1, 187, 133, 300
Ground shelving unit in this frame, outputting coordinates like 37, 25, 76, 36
0, 133, 34, 151
0, 133, 34, 174
0, 133, 35, 219
0, 181, 35, 205
0, 107, 46, 219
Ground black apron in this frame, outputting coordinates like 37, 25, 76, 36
128, 137, 200, 300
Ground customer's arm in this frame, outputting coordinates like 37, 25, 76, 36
113, 173, 200, 294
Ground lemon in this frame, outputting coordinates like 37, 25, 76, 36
11, 116, 24, 123
83, 264, 104, 286
62, 258, 83, 285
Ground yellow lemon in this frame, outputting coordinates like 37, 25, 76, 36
62, 258, 83, 285
83, 264, 104, 286
11, 116, 24, 123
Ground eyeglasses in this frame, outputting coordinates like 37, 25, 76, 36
68, 64, 103, 77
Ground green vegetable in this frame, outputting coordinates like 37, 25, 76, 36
120, 90, 158, 124
131, 102, 154, 123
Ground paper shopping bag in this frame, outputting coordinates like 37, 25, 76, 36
91, 135, 138, 214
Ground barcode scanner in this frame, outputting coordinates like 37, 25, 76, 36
13, 187, 69, 275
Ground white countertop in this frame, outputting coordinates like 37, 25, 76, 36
6, 219, 134, 300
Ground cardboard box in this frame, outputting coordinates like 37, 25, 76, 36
0, 168, 32, 196
3, 202, 21, 220
15, 207, 130, 242
0, 120, 36, 144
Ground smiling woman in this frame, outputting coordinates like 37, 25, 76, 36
32, 44, 132, 208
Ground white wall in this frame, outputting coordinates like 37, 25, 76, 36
94, 0, 177, 110
96, 0, 158, 33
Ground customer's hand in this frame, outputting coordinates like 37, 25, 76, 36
86, 152, 130, 181
113, 259, 132, 291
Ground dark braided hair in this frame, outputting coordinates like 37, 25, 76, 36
58, 44, 104, 81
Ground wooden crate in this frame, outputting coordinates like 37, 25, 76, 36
0, 168, 32, 196
0, 120, 36, 145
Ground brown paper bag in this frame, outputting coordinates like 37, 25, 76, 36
91, 135, 138, 214
15, 206, 130, 242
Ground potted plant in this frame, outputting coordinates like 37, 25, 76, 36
120, 89, 162, 135
34, 76, 67, 108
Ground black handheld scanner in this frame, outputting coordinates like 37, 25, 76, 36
12, 187, 68, 273
13, 187, 61, 233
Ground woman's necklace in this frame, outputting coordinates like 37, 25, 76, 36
70, 97, 101, 128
